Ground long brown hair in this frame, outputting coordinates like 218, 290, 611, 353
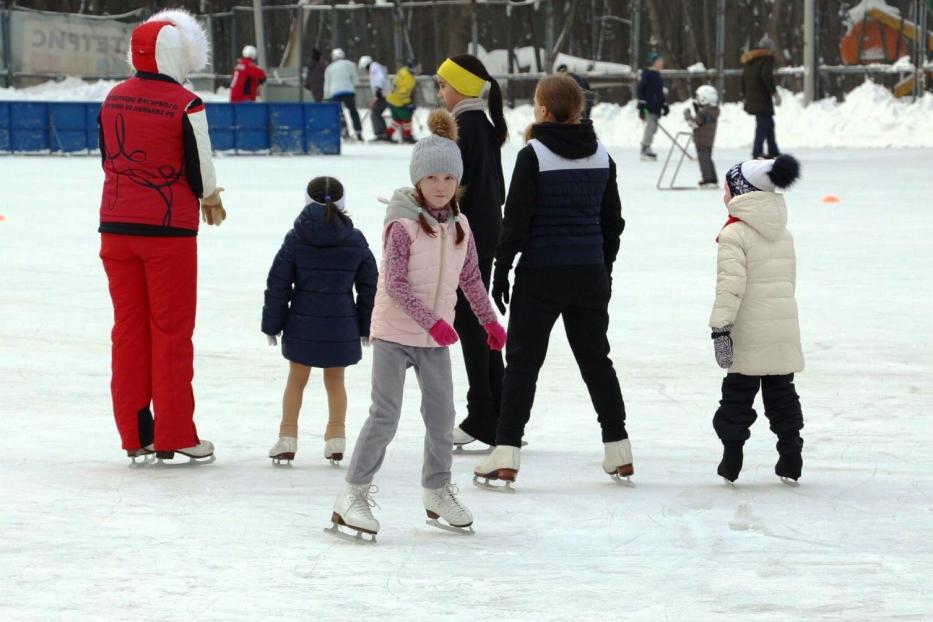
307, 176, 350, 225
524, 74, 585, 142
414, 186, 466, 245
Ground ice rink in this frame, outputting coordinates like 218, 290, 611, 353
2, 144, 932, 621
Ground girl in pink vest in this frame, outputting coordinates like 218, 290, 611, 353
327, 110, 506, 541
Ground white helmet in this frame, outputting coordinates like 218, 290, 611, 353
242, 45, 258, 60
358, 55, 372, 70
331, 48, 345, 61
695, 84, 719, 106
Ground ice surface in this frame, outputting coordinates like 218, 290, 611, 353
1, 144, 932, 621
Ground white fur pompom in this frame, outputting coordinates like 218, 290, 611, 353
148, 9, 210, 73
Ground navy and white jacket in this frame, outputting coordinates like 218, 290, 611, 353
494, 122, 624, 278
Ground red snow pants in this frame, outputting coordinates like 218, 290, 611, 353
100, 234, 200, 451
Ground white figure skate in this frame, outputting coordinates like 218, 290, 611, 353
602, 439, 634, 486
126, 444, 155, 468
423, 484, 474, 535
155, 440, 216, 466
473, 445, 520, 493
325, 482, 379, 543
452, 427, 490, 455
324, 438, 346, 465
269, 436, 297, 465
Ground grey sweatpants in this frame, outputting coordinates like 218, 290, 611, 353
346, 339, 456, 489
641, 113, 659, 149
697, 145, 717, 183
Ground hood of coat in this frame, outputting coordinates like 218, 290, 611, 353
293, 202, 353, 246
727, 191, 787, 240
741, 48, 773, 65
128, 10, 209, 83
529, 121, 598, 159
381, 187, 452, 228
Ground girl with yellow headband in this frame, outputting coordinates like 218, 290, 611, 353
435, 54, 509, 454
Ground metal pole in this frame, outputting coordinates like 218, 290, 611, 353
331, 5, 339, 50
630, 0, 640, 69
915, 0, 928, 100
545, 0, 555, 68
297, 5, 304, 102
252, 0, 268, 69
803, 0, 815, 105
715, 0, 725, 97
393, 0, 403, 67
470, 0, 478, 57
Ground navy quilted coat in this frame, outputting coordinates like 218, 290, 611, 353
262, 202, 378, 368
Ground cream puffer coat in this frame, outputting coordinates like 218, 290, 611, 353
709, 191, 804, 375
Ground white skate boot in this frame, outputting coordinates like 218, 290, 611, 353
269, 436, 297, 465
155, 440, 215, 465
324, 438, 346, 465
452, 426, 488, 455
325, 482, 379, 543
423, 483, 474, 534
603, 439, 634, 485
126, 444, 155, 467
473, 445, 520, 492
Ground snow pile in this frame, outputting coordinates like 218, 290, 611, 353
0, 76, 228, 102
490, 80, 933, 149
476, 45, 631, 75
847, 0, 900, 26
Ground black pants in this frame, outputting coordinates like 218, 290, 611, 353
454, 256, 504, 445
696, 145, 717, 183
496, 265, 627, 447
331, 94, 362, 134
752, 113, 779, 158
713, 373, 803, 451
370, 96, 388, 137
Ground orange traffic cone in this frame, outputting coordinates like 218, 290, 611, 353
821, 195, 840, 204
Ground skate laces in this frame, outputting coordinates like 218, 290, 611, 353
442, 483, 466, 513
349, 484, 379, 518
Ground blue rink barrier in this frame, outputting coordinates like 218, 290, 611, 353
0, 101, 342, 155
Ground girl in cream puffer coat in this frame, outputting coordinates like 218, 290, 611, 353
709, 155, 805, 485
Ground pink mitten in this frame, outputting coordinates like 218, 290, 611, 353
484, 322, 507, 351
429, 320, 459, 346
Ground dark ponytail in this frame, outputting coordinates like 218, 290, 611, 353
448, 54, 508, 148
307, 176, 350, 225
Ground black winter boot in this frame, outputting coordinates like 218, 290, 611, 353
717, 444, 744, 483
775, 437, 804, 481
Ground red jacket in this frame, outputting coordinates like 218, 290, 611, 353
230, 58, 267, 102
99, 19, 216, 236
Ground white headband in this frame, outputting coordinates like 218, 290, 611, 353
304, 188, 346, 212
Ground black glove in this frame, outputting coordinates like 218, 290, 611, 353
637, 99, 647, 121
661, 103, 670, 117
375, 88, 383, 99
711, 325, 734, 369
491, 274, 511, 315
682, 107, 692, 121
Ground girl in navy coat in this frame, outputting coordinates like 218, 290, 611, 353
262, 177, 378, 464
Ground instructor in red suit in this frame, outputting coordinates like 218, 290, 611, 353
98, 9, 225, 463
230, 45, 267, 103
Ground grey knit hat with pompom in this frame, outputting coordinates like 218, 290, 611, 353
409, 110, 463, 185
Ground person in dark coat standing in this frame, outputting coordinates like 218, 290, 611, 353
635, 51, 669, 160
557, 64, 594, 120
304, 48, 328, 102
435, 54, 508, 451
742, 35, 781, 158
262, 176, 378, 466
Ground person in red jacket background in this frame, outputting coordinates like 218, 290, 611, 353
230, 44, 267, 103
99, 9, 224, 464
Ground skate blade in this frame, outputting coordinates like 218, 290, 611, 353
426, 518, 474, 535
154, 454, 216, 468
127, 455, 156, 468
454, 445, 493, 455
722, 477, 736, 487
326, 454, 343, 466
779, 477, 800, 487
609, 473, 635, 487
323, 523, 376, 544
271, 458, 293, 467
472, 475, 516, 493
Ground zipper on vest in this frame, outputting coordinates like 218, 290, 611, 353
433, 224, 447, 313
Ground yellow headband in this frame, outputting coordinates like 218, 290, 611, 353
437, 59, 486, 97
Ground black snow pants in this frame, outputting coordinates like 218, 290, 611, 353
713, 373, 803, 454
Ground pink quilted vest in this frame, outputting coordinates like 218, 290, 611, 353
370, 202, 472, 348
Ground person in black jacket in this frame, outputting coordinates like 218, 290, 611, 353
635, 51, 669, 161
742, 35, 781, 158
435, 54, 509, 452
262, 176, 378, 466
473, 75, 632, 490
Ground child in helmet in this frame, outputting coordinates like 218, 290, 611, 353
684, 84, 720, 188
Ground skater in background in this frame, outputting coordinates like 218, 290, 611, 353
474, 74, 630, 491
262, 176, 377, 466
384, 59, 419, 144
359, 55, 391, 141
304, 48, 328, 102
557, 63, 594, 120
742, 35, 781, 158
230, 44, 267, 103
684, 84, 720, 188
435, 53, 508, 452
324, 48, 363, 141
635, 51, 669, 161
328, 111, 507, 540
98, 10, 223, 464
710, 155, 803, 484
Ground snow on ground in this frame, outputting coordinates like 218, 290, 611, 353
1, 144, 932, 621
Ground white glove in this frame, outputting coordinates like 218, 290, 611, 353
361, 337, 371, 348
267, 334, 279, 346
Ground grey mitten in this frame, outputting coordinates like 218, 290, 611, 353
711, 325, 734, 369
